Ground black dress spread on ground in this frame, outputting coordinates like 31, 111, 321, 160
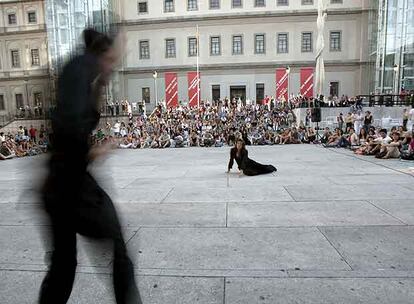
228, 148, 277, 176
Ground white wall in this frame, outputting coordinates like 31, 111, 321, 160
124, 15, 363, 69
121, 0, 363, 21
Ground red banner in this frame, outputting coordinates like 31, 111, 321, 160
187, 72, 200, 108
165, 72, 178, 108
300, 68, 314, 98
276, 68, 289, 102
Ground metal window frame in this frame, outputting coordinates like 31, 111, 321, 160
0, 95, 5, 111
31, 49, 40, 66
27, 11, 37, 23
165, 38, 176, 58
329, 30, 342, 52
10, 49, 20, 68
256, 83, 265, 102
209, 0, 220, 9
254, 0, 266, 7
255, 33, 266, 54
301, 31, 313, 53
139, 40, 150, 59
277, 0, 289, 6
164, 0, 175, 13
15, 93, 23, 108
301, 0, 313, 5
210, 35, 221, 56
232, 0, 243, 8
188, 36, 198, 57
277, 32, 289, 54
142, 87, 151, 103
138, 1, 149, 14
187, 0, 199, 11
8, 13, 17, 25
232, 34, 243, 55
330, 0, 343, 4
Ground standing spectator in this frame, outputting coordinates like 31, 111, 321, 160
403, 108, 409, 131
345, 112, 353, 133
29, 125, 37, 143
353, 111, 363, 136
115, 100, 120, 116
337, 113, 344, 131
363, 111, 373, 133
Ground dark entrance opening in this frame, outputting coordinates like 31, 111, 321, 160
230, 85, 246, 105
212, 85, 221, 103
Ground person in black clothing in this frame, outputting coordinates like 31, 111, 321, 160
39, 29, 142, 304
363, 111, 373, 133
227, 139, 276, 176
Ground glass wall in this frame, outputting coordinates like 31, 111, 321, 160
45, 0, 119, 106
374, 0, 414, 93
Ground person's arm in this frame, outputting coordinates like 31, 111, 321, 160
227, 149, 234, 172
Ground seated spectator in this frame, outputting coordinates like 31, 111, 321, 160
202, 131, 214, 147
359, 128, 368, 145
159, 131, 171, 148
321, 127, 332, 144
189, 130, 200, 147
376, 132, 402, 159
366, 129, 392, 155
401, 133, 414, 160
348, 128, 359, 146
0, 141, 15, 160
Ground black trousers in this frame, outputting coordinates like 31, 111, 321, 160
39, 173, 142, 304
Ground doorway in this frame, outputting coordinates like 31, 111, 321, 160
230, 85, 246, 105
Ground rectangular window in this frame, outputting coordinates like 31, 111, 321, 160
11, 50, 20, 68
188, 0, 198, 10
31, 49, 40, 66
138, 1, 148, 13
212, 85, 221, 102
164, 0, 175, 12
302, 0, 313, 4
232, 0, 242, 8
188, 37, 198, 57
210, 0, 220, 9
16, 94, 23, 109
33, 92, 42, 105
277, 33, 288, 53
331, 0, 343, 3
330, 31, 341, 51
277, 0, 288, 6
142, 87, 150, 103
301, 32, 313, 52
255, 34, 265, 54
232, 35, 243, 55
165, 39, 176, 58
329, 82, 339, 97
210, 36, 221, 56
8, 14, 17, 25
256, 83, 265, 103
28, 12, 37, 23
0, 95, 5, 111
139, 40, 150, 59
255, 0, 266, 6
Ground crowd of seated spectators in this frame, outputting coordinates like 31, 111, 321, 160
0, 125, 49, 160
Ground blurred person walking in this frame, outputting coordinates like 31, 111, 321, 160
39, 29, 142, 304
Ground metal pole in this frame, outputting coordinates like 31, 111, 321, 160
155, 77, 158, 107
196, 24, 200, 108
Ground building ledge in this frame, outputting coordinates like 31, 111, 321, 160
0, 24, 46, 36
120, 60, 371, 74
118, 8, 369, 27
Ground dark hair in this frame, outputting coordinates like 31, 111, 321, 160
83, 28, 114, 56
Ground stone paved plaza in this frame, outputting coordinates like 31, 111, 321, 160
1, 145, 414, 304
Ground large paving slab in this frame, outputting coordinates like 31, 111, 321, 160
0, 271, 224, 304
319, 226, 414, 271
227, 201, 404, 227
369, 199, 414, 225
0, 226, 138, 267
225, 277, 414, 304
130, 227, 350, 271
285, 184, 414, 201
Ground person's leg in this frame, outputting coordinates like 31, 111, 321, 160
39, 216, 77, 304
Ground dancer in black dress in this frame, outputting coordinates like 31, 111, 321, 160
227, 139, 277, 176
39, 29, 142, 304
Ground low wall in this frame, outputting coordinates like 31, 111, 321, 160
293, 106, 413, 130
